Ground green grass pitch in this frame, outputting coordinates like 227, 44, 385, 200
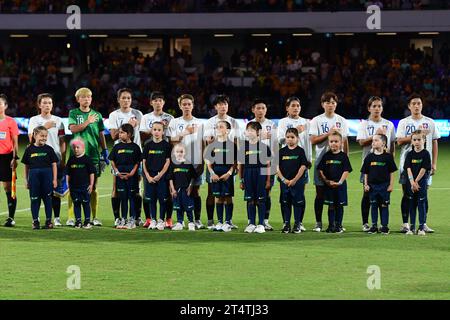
1, 139, 449, 300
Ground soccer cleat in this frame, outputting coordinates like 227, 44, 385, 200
143, 218, 151, 228
194, 220, 205, 230
281, 224, 291, 234
32, 220, 40, 230
126, 218, 136, 229
406, 230, 415, 235
292, 223, 301, 234
188, 222, 196, 231
156, 219, 165, 231
165, 218, 173, 229
172, 222, 184, 231
114, 218, 120, 227
380, 226, 390, 235
299, 223, 306, 232
368, 226, 379, 234
221, 223, 232, 232
264, 220, 274, 231
423, 224, 434, 233
244, 224, 257, 233
362, 223, 371, 232
417, 229, 426, 236
325, 225, 335, 233
116, 218, 126, 229
254, 224, 266, 233
400, 223, 410, 233
148, 220, 157, 230
207, 219, 215, 230
213, 223, 223, 231
83, 222, 93, 229
42, 220, 54, 229
136, 217, 144, 227
74, 220, 82, 229
54, 217, 62, 227
92, 218, 102, 226
4, 217, 15, 227
335, 226, 344, 234
66, 219, 75, 227
313, 222, 322, 232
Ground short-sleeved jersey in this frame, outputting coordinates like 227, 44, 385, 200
68, 108, 105, 163
356, 118, 395, 163
142, 140, 171, 173
309, 113, 348, 164
238, 141, 272, 169
168, 162, 198, 190
277, 116, 312, 161
204, 139, 237, 171
396, 115, 440, 172
0, 116, 19, 155
139, 111, 174, 141
21, 144, 58, 169
168, 116, 204, 165
203, 115, 241, 141
317, 151, 352, 182
108, 108, 143, 147
65, 154, 96, 188
108, 142, 142, 171
361, 152, 397, 184
28, 115, 65, 160
278, 145, 308, 180
249, 118, 277, 147
404, 149, 432, 179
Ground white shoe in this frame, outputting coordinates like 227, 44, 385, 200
313, 222, 322, 232
156, 219, 165, 231
54, 217, 62, 227
244, 224, 257, 233
194, 220, 205, 229
400, 223, 410, 233
172, 222, 184, 231
299, 223, 306, 232
255, 224, 266, 233
114, 218, 120, 227
406, 230, 414, 235
66, 219, 75, 227
221, 223, 232, 232
116, 218, 126, 229
92, 218, 102, 226
417, 229, 426, 236
214, 223, 223, 231
423, 224, 434, 233
137, 217, 144, 226
126, 219, 136, 229
264, 220, 274, 231
188, 222, 196, 231
148, 220, 157, 230
207, 220, 215, 230
362, 223, 370, 232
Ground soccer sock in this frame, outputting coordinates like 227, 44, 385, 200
409, 198, 417, 230
194, 196, 201, 221
370, 201, 379, 226
335, 206, 344, 227
91, 189, 98, 219
176, 209, 184, 223
6, 192, 17, 219
166, 197, 173, 220
134, 194, 142, 219
112, 197, 120, 220
381, 205, 389, 227
216, 203, 224, 224
247, 202, 257, 225
30, 196, 41, 221
281, 202, 291, 224
293, 205, 301, 225
43, 193, 53, 221
186, 210, 194, 223
159, 198, 167, 221
206, 196, 215, 221
67, 194, 75, 220
73, 200, 82, 221
264, 197, 271, 220
52, 195, 61, 218
418, 198, 426, 228
314, 196, 323, 223
150, 199, 157, 220
225, 203, 233, 224
401, 194, 409, 224
424, 197, 429, 222
129, 193, 136, 219
361, 192, 370, 225
82, 200, 91, 222
299, 203, 305, 223
257, 200, 267, 226
327, 207, 335, 228
119, 192, 128, 220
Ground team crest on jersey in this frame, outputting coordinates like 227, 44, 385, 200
383, 125, 388, 130
178, 125, 184, 132
287, 125, 293, 129
422, 123, 429, 129
335, 122, 341, 128
266, 126, 272, 132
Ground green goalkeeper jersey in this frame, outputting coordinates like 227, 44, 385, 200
68, 108, 105, 163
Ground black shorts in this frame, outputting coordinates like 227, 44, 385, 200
0, 153, 13, 182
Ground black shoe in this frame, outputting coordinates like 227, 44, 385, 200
42, 220, 54, 229
326, 225, 336, 233
74, 220, 82, 228
292, 223, 301, 234
281, 224, 291, 234
4, 217, 15, 227
32, 220, 40, 230
335, 225, 344, 233
368, 226, 378, 234
380, 226, 390, 235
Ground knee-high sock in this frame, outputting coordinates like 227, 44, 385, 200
31, 196, 41, 221
335, 206, 344, 227
150, 198, 157, 220
143, 199, 151, 219
281, 202, 291, 224
206, 195, 215, 221
73, 200, 82, 221
91, 189, 98, 219
299, 203, 305, 223
67, 194, 75, 220
166, 197, 173, 220
112, 197, 120, 219
293, 204, 302, 224
418, 198, 426, 227
134, 194, 142, 219
327, 206, 335, 227
409, 197, 417, 230
82, 200, 91, 222
52, 195, 61, 218
314, 196, 324, 223
194, 196, 201, 221
43, 193, 53, 221
371, 201, 379, 226
6, 192, 17, 219
361, 192, 370, 225
257, 200, 267, 226
247, 202, 257, 225
225, 203, 233, 223
216, 203, 224, 223
265, 197, 271, 220
401, 193, 409, 224
380, 205, 389, 227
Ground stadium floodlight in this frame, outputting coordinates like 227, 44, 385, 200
376, 32, 397, 36
128, 34, 148, 38
214, 34, 234, 37
418, 32, 439, 35
292, 33, 312, 36
335, 33, 354, 36
10, 34, 29, 38
88, 34, 108, 38
251, 33, 271, 37
48, 35, 67, 38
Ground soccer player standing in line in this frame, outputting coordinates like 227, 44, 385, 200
28, 93, 67, 227
0, 94, 19, 227
309, 92, 349, 232
396, 94, 440, 233
356, 96, 395, 232
67, 87, 108, 227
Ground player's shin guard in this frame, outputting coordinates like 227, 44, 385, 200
281, 201, 291, 224
247, 201, 257, 225
225, 203, 233, 224
6, 191, 17, 219
381, 205, 389, 227
216, 203, 224, 224
418, 197, 426, 228
111, 197, 120, 220
206, 196, 215, 221
314, 197, 324, 223
401, 194, 409, 224
193, 196, 201, 221
361, 192, 370, 225
256, 199, 266, 226
91, 189, 98, 219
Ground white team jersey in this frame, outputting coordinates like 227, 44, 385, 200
203, 115, 241, 141
278, 116, 312, 162
309, 113, 348, 164
168, 116, 204, 165
249, 118, 277, 147
28, 115, 64, 160
356, 118, 395, 163
108, 108, 143, 148
396, 115, 440, 172
139, 111, 174, 141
